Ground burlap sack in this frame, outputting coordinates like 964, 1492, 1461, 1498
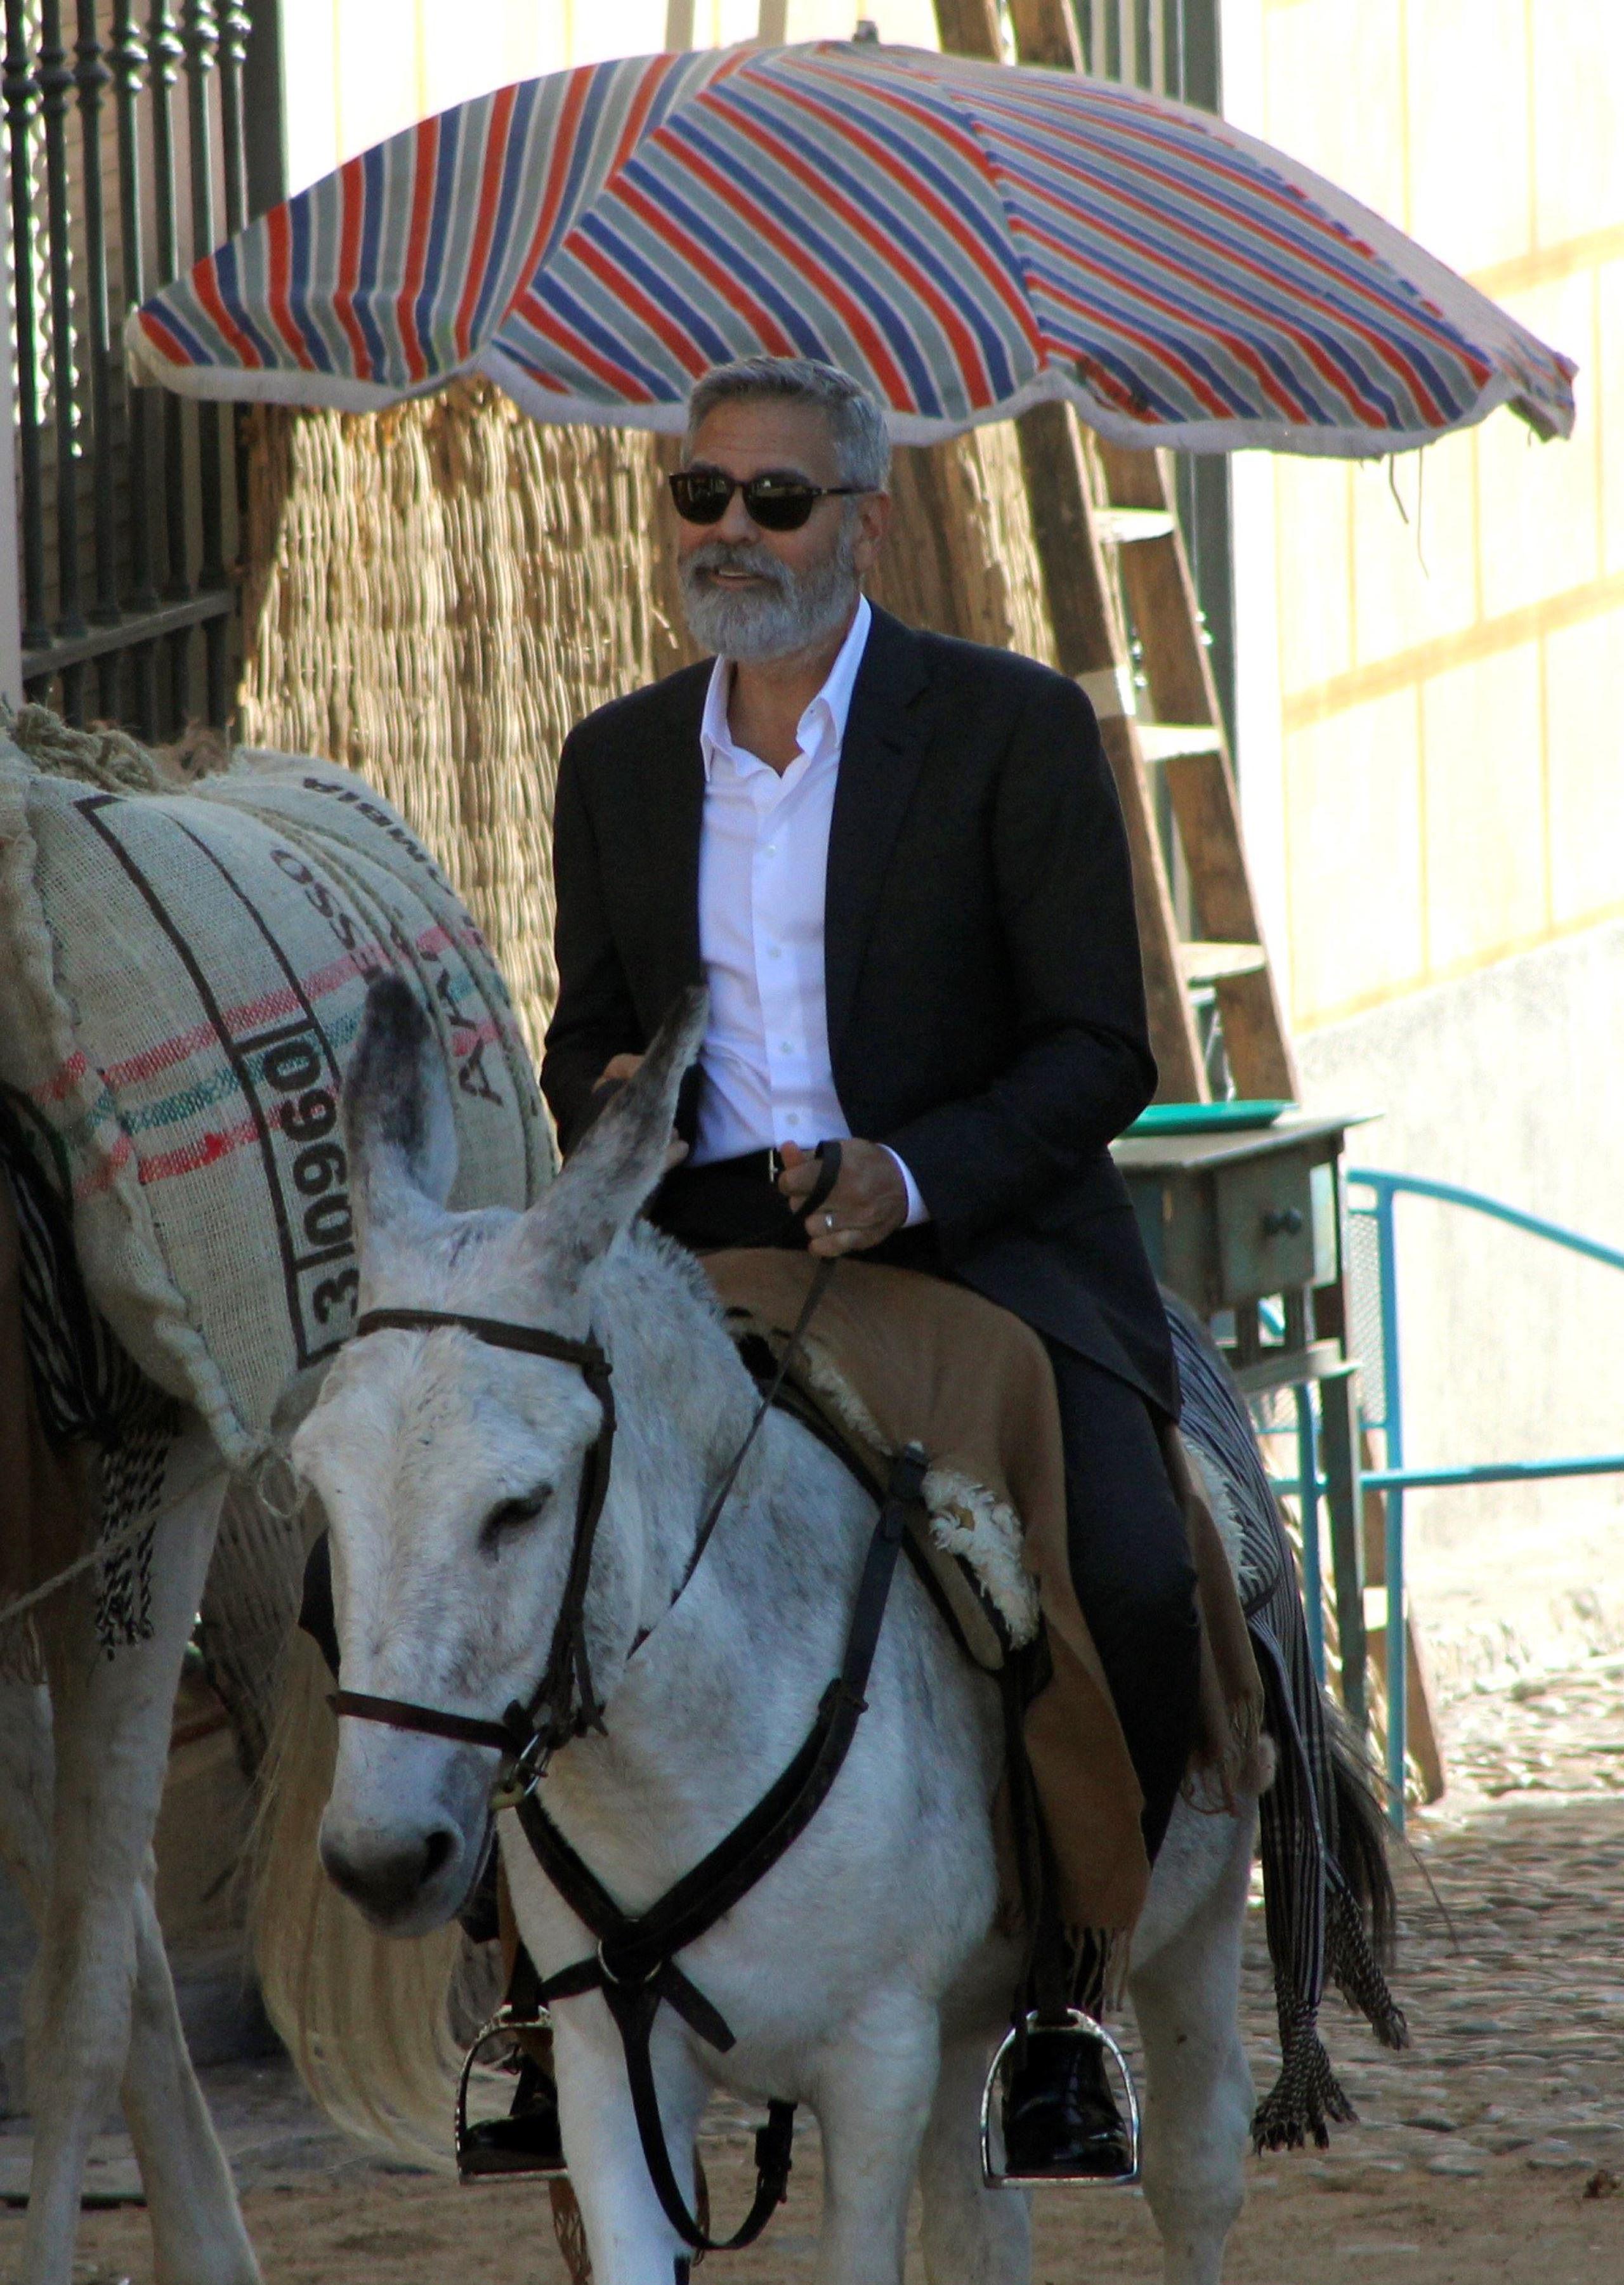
0, 734, 554, 1468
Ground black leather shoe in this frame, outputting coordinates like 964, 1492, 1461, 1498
457, 2055, 566, 2178
1001, 2026, 1135, 2180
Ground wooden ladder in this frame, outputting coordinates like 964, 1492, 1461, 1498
934, 0, 1299, 1107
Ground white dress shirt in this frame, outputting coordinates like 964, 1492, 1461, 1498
691, 594, 925, 1224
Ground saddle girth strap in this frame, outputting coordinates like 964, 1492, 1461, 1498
516, 1440, 927, 2255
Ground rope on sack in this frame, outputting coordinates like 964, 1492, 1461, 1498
1, 700, 233, 790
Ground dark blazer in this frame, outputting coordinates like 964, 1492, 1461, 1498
542, 604, 1177, 1415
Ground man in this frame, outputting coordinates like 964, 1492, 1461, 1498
540, 356, 1200, 2177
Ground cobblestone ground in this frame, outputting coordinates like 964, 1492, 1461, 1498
7, 1650, 1624, 2284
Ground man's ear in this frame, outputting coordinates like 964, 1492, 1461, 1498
851, 488, 891, 581
341, 974, 458, 1247
521, 988, 708, 1278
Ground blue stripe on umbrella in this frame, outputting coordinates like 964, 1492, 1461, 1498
571, 207, 742, 369
709, 84, 1024, 401
285, 192, 335, 372
416, 103, 466, 369
209, 239, 280, 369
605, 153, 833, 359
468, 77, 544, 346
530, 272, 684, 400
670, 116, 952, 417
355, 142, 392, 378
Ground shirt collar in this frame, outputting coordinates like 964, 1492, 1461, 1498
700, 594, 873, 782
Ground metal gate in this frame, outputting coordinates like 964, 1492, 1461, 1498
3, 1, 280, 735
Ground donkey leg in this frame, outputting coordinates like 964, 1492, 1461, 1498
122, 1863, 262, 2285
917, 2024, 1031, 2285
812, 1995, 941, 2285
1128, 1805, 1258, 2285
552, 2000, 710, 2285
22, 1426, 259, 2285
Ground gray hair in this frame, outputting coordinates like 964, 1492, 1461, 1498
684, 357, 892, 492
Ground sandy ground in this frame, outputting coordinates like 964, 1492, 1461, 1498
7, 1649, 1624, 2285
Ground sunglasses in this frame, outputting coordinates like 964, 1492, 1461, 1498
667, 466, 868, 533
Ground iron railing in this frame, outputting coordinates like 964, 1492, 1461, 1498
1270, 1170, 1624, 1832
3, 1, 280, 735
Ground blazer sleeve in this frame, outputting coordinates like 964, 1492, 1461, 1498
540, 731, 645, 1155
879, 674, 1157, 1243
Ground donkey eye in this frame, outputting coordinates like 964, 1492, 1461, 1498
480, 1484, 552, 1550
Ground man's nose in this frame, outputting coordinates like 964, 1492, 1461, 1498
714, 488, 761, 543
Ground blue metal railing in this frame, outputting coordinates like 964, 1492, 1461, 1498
1270, 1169, 1624, 1833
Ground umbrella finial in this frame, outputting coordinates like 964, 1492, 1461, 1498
852, 19, 881, 41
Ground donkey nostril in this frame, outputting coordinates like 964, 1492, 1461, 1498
320, 1824, 461, 1920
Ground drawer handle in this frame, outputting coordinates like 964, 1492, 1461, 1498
1262, 1207, 1304, 1238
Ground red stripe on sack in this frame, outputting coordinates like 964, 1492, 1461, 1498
334, 155, 372, 377
72, 1129, 133, 1203
265, 202, 315, 368
98, 925, 457, 1092
396, 115, 441, 384
454, 84, 517, 358
136, 1116, 263, 1187
36, 1048, 91, 1104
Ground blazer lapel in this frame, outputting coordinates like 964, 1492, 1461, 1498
823, 606, 933, 1060
638, 665, 709, 998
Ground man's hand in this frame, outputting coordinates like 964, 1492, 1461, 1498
591, 1053, 686, 1171
778, 1139, 907, 1258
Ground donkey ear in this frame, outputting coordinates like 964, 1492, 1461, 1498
528, 987, 708, 1274
343, 974, 458, 1243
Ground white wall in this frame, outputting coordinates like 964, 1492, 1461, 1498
280, 0, 941, 195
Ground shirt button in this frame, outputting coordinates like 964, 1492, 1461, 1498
780, 1042, 794, 1054
767, 945, 782, 959
785, 1111, 801, 1125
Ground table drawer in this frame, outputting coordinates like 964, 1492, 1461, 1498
1213, 1151, 1318, 1303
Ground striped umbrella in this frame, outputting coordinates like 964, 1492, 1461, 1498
126, 41, 1574, 455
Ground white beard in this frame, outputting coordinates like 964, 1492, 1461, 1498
679, 522, 861, 662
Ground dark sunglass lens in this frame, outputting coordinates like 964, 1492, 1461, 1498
742, 480, 820, 532
669, 471, 733, 524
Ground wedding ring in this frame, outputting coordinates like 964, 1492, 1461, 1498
823, 1210, 836, 1231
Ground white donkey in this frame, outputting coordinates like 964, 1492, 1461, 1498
272, 976, 1273, 2285
0, 1420, 265, 2285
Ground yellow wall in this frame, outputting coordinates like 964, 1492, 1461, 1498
1235, 0, 1623, 1033
281, 0, 941, 197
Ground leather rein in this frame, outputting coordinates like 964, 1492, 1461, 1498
325, 1237, 925, 2255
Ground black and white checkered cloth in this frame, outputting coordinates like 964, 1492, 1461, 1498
1165, 1292, 1409, 2151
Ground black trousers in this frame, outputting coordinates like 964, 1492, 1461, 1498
1041, 1341, 1201, 1864
652, 1155, 1202, 1859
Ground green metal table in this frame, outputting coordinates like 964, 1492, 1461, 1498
1111, 1113, 1377, 1725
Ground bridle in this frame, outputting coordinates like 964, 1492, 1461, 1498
325, 1262, 831, 1802
319, 1258, 923, 2257
327, 1306, 618, 1804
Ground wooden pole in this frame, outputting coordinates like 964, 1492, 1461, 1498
933, 0, 1208, 1099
